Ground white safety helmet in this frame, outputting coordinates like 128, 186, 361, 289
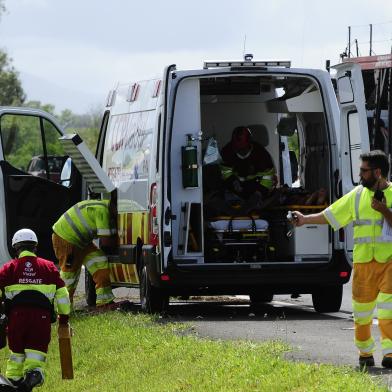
11, 229, 38, 247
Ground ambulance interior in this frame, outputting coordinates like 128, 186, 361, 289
172, 74, 331, 264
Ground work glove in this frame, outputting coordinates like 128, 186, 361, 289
58, 314, 69, 325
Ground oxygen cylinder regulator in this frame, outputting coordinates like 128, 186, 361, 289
181, 134, 199, 188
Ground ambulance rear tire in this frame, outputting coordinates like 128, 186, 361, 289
140, 265, 169, 314
85, 270, 96, 307
249, 292, 274, 304
312, 285, 343, 313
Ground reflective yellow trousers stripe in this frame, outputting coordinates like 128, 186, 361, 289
52, 233, 113, 303
6, 351, 24, 380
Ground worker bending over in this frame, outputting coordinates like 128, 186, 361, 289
292, 150, 392, 369
0, 229, 70, 390
52, 191, 117, 306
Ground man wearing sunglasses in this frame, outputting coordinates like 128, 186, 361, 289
291, 150, 392, 369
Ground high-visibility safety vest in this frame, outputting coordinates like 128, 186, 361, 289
0, 250, 71, 316
53, 200, 116, 248
323, 184, 392, 263
220, 165, 275, 190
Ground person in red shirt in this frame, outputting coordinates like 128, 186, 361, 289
0, 229, 70, 391
218, 126, 276, 214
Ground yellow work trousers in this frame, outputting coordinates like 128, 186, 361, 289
52, 233, 113, 305
352, 260, 392, 357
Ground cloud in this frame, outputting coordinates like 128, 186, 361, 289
19, 0, 48, 7
2, 0, 391, 113
6, 33, 349, 113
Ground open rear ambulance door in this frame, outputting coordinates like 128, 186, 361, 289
160, 65, 177, 272
334, 62, 370, 262
0, 108, 82, 263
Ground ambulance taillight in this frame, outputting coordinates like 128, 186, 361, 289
149, 183, 159, 246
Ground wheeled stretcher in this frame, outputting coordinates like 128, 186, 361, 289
207, 216, 269, 262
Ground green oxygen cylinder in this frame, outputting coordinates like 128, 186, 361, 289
182, 135, 199, 188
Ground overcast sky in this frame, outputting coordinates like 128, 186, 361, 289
0, 0, 391, 114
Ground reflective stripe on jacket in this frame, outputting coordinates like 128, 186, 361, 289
0, 251, 71, 315
323, 184, 392, 263
244, 168, 275, 190
53, 200, 116, 247
220, 166, 275, 190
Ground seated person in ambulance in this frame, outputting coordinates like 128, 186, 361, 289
220, 126, 276, 210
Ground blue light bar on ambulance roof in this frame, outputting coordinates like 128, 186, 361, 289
203, 60, 291, 69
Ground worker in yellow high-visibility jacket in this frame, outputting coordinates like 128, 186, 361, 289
292, 150, 392, 369
52, 191, 117, 307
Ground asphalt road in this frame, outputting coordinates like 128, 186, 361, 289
76, 273, 392, 383
165, 284, 359, 367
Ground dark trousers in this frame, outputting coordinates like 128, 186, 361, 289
8, 306, 51, 353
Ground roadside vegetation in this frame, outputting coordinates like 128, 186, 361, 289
0, 311, 386, 392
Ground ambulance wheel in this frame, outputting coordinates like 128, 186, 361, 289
140, 265, 169, 314
312, 284, 342, 313
249, 292, 274, 304
85, 270, 96, 307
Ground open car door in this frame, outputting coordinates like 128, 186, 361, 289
0, 108, 82, 262
0, 108, 115, 264
334, 62, 370, 261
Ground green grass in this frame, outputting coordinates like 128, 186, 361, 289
0, 311, 387, 392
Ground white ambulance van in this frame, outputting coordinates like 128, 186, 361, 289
0, 57, 369, 314
92, 57, 369, 313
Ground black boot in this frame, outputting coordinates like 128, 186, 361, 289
0, 374, 18, 391
18, 370, 43, 392
359, 355, 375, 369
9, 378, 22, 389
382, 356, 392, 369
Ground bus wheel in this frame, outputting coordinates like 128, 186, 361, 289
140, 265, 169, 314
312, 285, 343, 313
85, 269, 96, 307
